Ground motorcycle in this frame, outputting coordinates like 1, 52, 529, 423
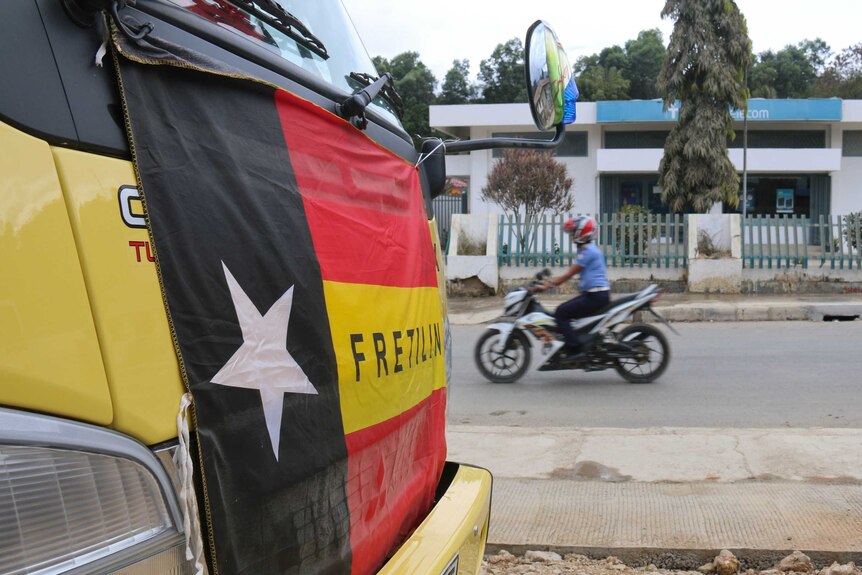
474, 270, 678, 384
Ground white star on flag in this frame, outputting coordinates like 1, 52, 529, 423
211, 262, 317, 461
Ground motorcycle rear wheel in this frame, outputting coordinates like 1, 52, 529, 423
613, 323, 670, 383
474, 328, 532, 383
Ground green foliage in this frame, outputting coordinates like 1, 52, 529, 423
799, 39, 831, 73
478, 38, 528, 103
575, 29, 666, 101
613, 205, 657, 256
748, 56, 779, 98
374, 52, 437, 148
657, 0, 752, 213
624, 29, 667, 99
598, 45, 628, 70
749, 40, 827, 98
843, 212, 862, 250
813, 43, 862, 98
439, 59, 476, 104
576, 64, 631, 101
482, 150, 573, 251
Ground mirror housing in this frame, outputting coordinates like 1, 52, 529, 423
420, 138, 447, 199
442, 20, 577, 155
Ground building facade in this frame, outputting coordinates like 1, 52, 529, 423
429, 99, 862, 218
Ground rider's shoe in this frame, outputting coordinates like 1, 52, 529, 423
558, 345, 584, 360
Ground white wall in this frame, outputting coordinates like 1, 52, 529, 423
833, 157, 862, 215
430, 101, 862, 218
843, 101, 862, 122
729, 148, 841, 172
597, 149, 663, 172
444, 125, 602, 217
832, 107, 862, 215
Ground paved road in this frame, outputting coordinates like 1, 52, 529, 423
449, 321, 862, 428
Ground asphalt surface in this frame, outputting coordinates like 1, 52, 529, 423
449, 322, 862, 428
444, 292, 862, 565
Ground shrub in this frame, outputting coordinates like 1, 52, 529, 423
842, 211, 861, 250
613, 204, 657, 257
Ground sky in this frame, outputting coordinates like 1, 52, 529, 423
340, 0, 861, 86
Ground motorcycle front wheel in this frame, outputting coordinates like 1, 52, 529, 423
474, 328, 532, 383
613, 323, 670, 384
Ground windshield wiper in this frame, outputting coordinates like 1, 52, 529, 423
228, 0, 328, 60
348, 72, 404, 120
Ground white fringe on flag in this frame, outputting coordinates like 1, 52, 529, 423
174, 392, 206, 575
94, 18, 108, 67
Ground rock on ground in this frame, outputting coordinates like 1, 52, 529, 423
482, 551, 859, 575
778, 552, 814, 573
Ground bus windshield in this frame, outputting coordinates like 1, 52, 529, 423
168, 0, 402, 127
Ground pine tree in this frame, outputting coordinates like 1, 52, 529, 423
658, 0, 752, 212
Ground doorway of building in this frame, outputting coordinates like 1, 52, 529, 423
432, 177, 469, 252
601, 174, 669, 214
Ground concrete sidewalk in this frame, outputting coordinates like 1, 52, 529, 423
447, 426, 862, 567
448, 292, 862, 325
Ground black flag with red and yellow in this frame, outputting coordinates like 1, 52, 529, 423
116, 44, 446, 575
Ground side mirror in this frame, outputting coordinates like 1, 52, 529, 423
442, 20, 577, 154
525, 20, 577, 131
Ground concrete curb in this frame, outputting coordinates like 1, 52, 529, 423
447, 298, 862, 325
659, 302, 862, 323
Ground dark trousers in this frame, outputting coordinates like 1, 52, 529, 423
555, 291, 610, 347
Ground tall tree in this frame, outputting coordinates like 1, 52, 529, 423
799, 38, 831, 74
576, 64, 631, 101
814, 43, 862, 98
749, 39, 830, 98
574, 32, 665, 101
439, 59, 476, 104
374, 52, 437, 148
478, 38, 528, 103
598, 45, 628, 71
657, 0, 752, 213
624, 29, 667, 99
574, 51, 630, 101
481, 150, 573, 252
748, 52, 779, 98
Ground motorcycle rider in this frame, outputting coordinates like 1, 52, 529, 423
533, 216, 610, 358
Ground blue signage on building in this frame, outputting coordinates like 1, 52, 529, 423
596, 99, 842, 123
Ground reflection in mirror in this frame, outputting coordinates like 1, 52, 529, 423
525, 20, 578, 131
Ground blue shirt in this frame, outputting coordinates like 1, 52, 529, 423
575, 242, 609, 292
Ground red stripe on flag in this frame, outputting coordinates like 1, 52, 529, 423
344, 388, 447, 575
275, 90, 438, 288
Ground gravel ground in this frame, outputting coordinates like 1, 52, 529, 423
482, 550, 861, 575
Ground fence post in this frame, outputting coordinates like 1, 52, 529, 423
837, 215, 846, 270
855, 214, 861, 270
817, 214, 826, 267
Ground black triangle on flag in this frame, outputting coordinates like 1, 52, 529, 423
115, 32, 447, 575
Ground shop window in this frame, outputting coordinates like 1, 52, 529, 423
727, 130, 825, 149
724, 176, 811, 216
843, 131, 862, 156
610, 176, 670, 215
602, 130, 826, 150
491, 132, 587, 158
604, 131, 670, 149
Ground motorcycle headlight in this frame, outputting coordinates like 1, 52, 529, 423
0, 409, 197, 575
504, 289, 527, 315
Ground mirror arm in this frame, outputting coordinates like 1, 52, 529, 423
443, 123, 565, 154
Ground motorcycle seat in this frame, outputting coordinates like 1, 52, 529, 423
594, 293, 640, 315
